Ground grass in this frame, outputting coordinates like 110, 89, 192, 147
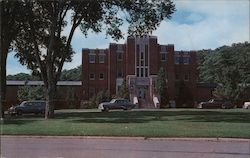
1, 109, 250, 138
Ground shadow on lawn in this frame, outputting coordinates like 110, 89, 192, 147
3, 110, 250, 124
3, 119, 38, 125
56, 110, 250, 124
2, 114, 44, 125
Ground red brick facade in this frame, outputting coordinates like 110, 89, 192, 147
82, 36, 210, 108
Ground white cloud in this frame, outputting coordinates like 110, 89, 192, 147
153, 0, 250, 50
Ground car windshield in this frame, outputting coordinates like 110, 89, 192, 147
110, 99, 116, 103
208, 99, 214, 102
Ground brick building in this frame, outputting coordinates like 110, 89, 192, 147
82, 35, 203, 108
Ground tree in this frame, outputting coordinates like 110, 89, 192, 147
118, 80, 129, 99
7, 73, 40, 81
199, 42, 250, 103
60, 65, 82, 81
66, 87, 78, 109
17, 85, 45, 101
13, 0, 176, 118
155, 67, 168, 107
0, 0, 28, 118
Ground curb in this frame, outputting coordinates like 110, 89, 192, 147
1, 135, 250, 142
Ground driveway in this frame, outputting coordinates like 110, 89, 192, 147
1, 136, 250, 158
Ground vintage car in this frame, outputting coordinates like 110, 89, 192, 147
8, 100, 46, 115
243, 102, 250, 109
197, 99, 234, 109
99, 98, 136, 112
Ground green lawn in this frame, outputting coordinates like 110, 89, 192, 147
1, 109, 250, 138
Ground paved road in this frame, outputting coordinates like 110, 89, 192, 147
1, 136, 250, 158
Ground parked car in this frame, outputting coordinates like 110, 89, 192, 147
99, 98, 136, 112
8, 100, 46, 115
197, 99, 234, 109
242, 102, 250, 109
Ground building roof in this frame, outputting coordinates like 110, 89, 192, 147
7, 81, 82, 86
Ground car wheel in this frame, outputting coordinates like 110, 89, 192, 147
17, 110, 22, 115
104, 107, 109, 112
221, 105, 226, 109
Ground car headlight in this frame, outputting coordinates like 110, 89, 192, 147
98, 104, 104, 109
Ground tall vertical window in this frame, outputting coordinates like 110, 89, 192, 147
136, 45, 140, 66
145, 68, 148, 77
161, 53, 167, 61
135, 43, 149, 77
145, 45, 148, 66
183, 57, 189, 65
99, 73, 104, 80
99, 55, 105, 63
136, 68, 139, 77
174, 56, 180, 64
89, 55, 95, 63
141, 68, 144, 77
89, 73, 95, 80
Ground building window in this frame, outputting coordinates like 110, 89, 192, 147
145, 68, 148, 77
99, 55, 105, 63
160, 45, 166, 52
184, 74, 189, 81
161, 53, 167, 61
183, 57, 189, 65
99, 73, 104, 80
174, 56, 180, 64
117, 71, 123, 78
136, 68, 139, 77
89, 55, 95, 63
136, 45, 140, 66
117, 53, 123, 61
145, 45, 148, 66
89, 73, 95, 80
140, 60, 144, 66
141, 68, 144, 77
141, 52, 144, 59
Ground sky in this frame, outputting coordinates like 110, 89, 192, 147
6, 0, 250, 75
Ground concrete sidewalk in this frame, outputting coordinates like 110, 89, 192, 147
1, 135, 250, 142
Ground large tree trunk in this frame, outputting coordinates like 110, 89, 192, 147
45, 81, 56, 119
0, 42, 9, 119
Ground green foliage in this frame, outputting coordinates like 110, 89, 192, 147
87, 90, 111, 109
66, 87, 78, 109
155, 67, 168, 107
17, 85, 45, 101
7, 73, 40, 81
199, 42, 250, 102
117, 80, 129, 99
60, 65, 82, 81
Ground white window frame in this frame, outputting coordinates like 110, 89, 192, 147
89, 73, 95, 80
89, 54, 96, 63
99, 73, 104, 80
99, 54, 105, 63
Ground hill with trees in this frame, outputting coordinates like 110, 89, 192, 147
7, 65, 82, 81
198, 42, 250, 103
